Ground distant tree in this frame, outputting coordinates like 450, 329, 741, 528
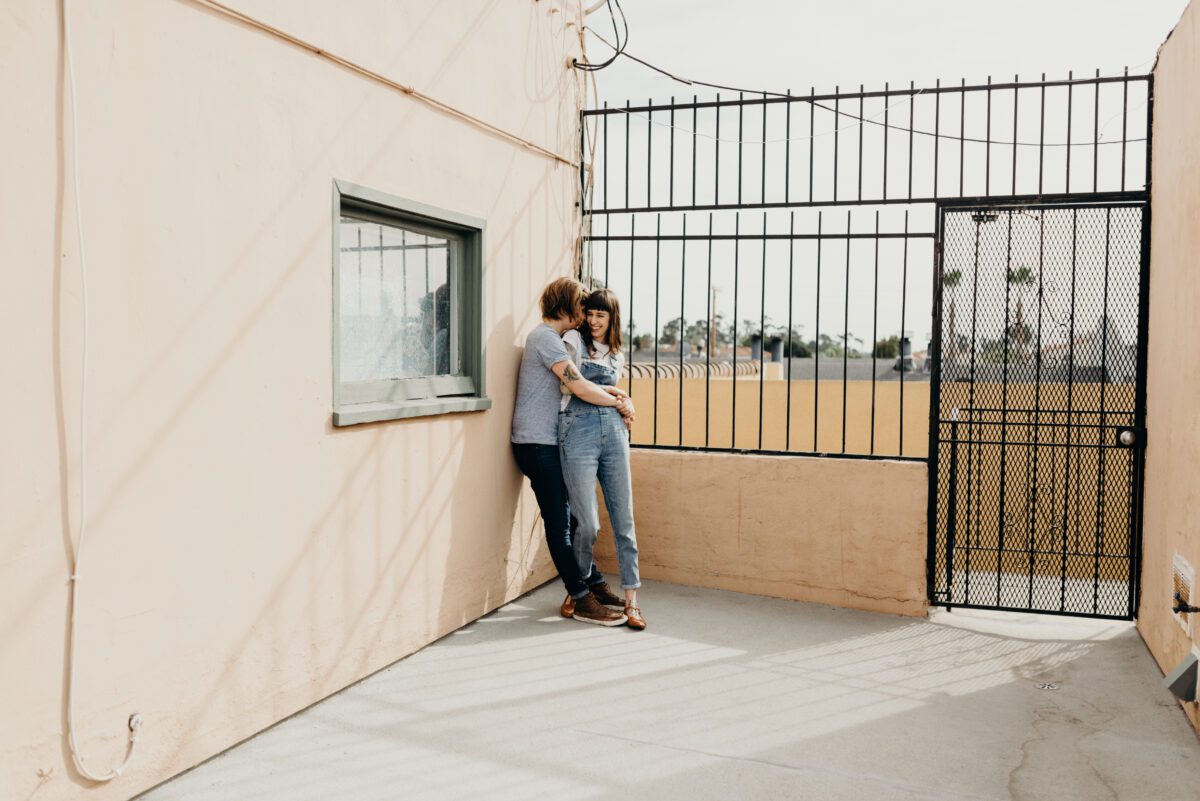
1006, 266, 1037, 361
873, 335, 900, 359
659, 316, 683, 347
943, 268, 963, 358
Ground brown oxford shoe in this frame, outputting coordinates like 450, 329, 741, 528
624, 605, 646, 630
560, 593, 576, 618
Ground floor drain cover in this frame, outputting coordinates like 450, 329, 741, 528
1036, 682, 1060, 691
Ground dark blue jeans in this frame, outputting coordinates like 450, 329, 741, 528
512, 443, 604, 599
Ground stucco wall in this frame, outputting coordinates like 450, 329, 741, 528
596, 450, 929, 617
0, 2, 582, 798
1139, 0, 1200, 734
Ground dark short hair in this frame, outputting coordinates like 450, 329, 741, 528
539, 277, 585, 322
580, 288, 623, 356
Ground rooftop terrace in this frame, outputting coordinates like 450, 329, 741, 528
138, 581, 1200, 801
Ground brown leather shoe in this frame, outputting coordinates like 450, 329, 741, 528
624, 605, 646, 630
588, 581, 625, 609
572, 593, 627, 627
560, 594, 576, 618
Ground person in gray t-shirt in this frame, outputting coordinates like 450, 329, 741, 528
511, 278, 634, 626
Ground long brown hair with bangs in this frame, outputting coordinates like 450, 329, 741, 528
579, 288, 623, 357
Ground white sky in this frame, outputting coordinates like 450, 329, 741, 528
589, 0, 1187, 105
580, 0, 1187, 350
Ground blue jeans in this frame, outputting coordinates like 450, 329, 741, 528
511, 443, 605, 599
558, 407, 641, 590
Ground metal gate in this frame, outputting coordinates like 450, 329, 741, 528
927, 202, 1149, 618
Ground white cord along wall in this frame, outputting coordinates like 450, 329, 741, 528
62, 0, 143, 782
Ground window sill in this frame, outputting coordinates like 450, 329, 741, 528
333, 396, 492, 427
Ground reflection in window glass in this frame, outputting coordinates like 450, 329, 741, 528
338, 216, 453, 382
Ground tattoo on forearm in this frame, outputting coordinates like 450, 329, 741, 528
562, 364, 581, 384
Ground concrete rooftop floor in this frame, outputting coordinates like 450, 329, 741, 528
138, 580, 1200, 801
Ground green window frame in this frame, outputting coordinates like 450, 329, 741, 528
331, 180, 489, 426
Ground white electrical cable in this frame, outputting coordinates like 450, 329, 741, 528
62, 1, 142, 783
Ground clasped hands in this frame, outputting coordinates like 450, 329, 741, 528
605, 386, 636, 429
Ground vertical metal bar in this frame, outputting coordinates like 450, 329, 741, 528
705, 213, 714, 448
809, 86, 815, 203
965, 213, 982, 604
786, 210, 795, 451
1120, 69, 1129, 191
1066, 70, 1074, 194
356, 226, 363, 313
813, 211, 822, 451
625, 99, 630, 210
1093, 207, 1112, 613
833, 86, 840, 202
1131, 89, 1153, 615
959, 78, 966, 197
1027, 210, 1047, 609
899, 210, 909, 455
425, 232, 433, 373
996, 210, 1014, 607
761, 92, 768, 204
945, 420, 960, 603
870, 210, 880, 455
627, 213, 635, 396
907, 80, 915, 200
1060, 207, 1079, 612
858, 84, 865, 201
732, 214, 740, 448
1039, 74, 1046, 196
669, 97, 676, 208
692, 95, 698, 207
401, 229, 408, 323
842, 209, 851, 453
1093, 69, 1101, 193
883, 81, 890, 200
602, 102, 609, 210
933, 78, 941, 198
985, 76, 992, 196
604, 215, 610, 287
785, 90, 792, 205
715, 93, 721, 205
647, 97, 653, 209
653, 213, 661, 444
1012, 75, 1019, 196
737, 92, 744, 206
927, 206, 947, 605
759, 211, 767, 450
680, 214, 687, 446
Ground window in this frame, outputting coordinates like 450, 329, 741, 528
332, 181, 489, 425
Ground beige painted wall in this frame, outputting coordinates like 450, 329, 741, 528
0, 2, 583, 798
1139, 0, 1200, 734
596, 450, 929, 617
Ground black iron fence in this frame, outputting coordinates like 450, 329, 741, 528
580, 72, 1151, 461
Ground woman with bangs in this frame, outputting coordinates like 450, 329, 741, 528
558, 288, 646, 630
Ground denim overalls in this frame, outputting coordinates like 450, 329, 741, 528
558, 359, 640, 590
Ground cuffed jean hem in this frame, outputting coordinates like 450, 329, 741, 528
570, 588, 593, 600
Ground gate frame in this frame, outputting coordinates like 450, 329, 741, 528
925, 192, 1152, 620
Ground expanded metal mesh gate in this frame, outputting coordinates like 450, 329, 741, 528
927, 204, 1148, 618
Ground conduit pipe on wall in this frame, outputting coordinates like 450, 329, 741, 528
62, 0, 143, 783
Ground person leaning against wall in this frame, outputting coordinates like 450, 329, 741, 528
511, 278, 635, 626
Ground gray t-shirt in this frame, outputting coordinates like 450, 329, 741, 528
511, 323, 572, 445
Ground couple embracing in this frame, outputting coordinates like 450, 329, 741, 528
511, 278, 646, 630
